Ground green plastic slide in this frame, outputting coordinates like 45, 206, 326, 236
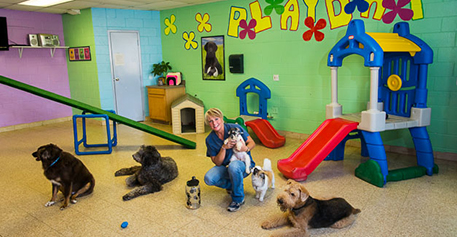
0, 75, 196, 149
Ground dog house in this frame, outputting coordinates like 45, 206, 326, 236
171, 94, 205, 134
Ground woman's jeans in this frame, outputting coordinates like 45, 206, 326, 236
204, 160, 251, 203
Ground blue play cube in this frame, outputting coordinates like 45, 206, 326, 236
73, 110, 117, 155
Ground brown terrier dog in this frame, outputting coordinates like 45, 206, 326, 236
261, 180, 360, 237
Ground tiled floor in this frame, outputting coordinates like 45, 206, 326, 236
0, 120, 456, 237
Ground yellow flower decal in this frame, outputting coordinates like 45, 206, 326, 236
164, 15, 177, 35
182, 31, 198, 50
195, 13, 212, 32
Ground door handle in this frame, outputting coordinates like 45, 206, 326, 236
115, 78, 120, 81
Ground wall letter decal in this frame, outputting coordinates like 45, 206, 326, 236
250, 0, 272, 33
410, 0, 424, 20
303, 0, 319, 20
360, 0, 385, 20
280, 0, 300, 31
326, 0, 352, 29
228, 6, 248, 37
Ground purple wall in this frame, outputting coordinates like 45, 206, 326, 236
0, 9, 71, 127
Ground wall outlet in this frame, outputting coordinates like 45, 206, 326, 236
273, 74, 279, 81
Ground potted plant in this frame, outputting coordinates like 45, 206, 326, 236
152, 61, 172, 85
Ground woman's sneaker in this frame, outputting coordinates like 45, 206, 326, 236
227, 200, 245, 212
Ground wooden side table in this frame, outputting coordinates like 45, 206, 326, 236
147, 85, 185, 124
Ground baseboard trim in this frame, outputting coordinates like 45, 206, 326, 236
0, 117, 73, 133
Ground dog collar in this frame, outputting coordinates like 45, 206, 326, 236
292, 196, 314, 216
48, 157, 60, 168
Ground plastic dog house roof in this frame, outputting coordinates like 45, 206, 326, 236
171, 93, 204, 108
366, 32, 421, 54
327, 20, 433, 67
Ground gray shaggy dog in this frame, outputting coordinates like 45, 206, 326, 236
115, 145, 178, 201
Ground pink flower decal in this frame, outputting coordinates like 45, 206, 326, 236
382, 0, 414, 24
302, 17, 326, 42
239, 19, 257, 40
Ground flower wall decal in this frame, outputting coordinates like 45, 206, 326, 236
382, 0, 414, 24
264, 0, 285, 16
182, 31, 198, 50
164, 15, 177, 36
195, 13, 212, 32
239, 19, 257, 40
302, 17, 327, 42
344, 0, 369, 14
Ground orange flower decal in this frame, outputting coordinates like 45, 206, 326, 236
302, 17, 326, 42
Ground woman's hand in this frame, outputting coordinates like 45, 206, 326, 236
212, 139, 236, 166
224, 139, 236, 150
242, 144, 250, 152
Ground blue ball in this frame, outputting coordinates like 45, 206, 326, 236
121, 221, 128, 228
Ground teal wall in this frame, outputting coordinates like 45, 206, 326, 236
91, 8, 162, 114
160, 0, 457, 154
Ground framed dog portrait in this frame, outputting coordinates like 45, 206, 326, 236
201, 35, 225, 80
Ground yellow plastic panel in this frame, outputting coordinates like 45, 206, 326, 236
367, 32, 421, 56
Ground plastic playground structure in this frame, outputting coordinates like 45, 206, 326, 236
277, 20, 438, 187
225, 78, 285, 149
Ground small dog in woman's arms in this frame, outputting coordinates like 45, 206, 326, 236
262, 179, 360, 237
32, 143, 95, 210
115, 145, 178, 201
225, 127, 251, 174
251, 158, 275, 202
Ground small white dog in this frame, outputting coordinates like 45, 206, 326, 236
251, 158, 275, 202
225, 127, 251, 174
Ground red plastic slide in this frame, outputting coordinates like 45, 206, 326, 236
245, 119, 285, 148
277, 118, 358, 181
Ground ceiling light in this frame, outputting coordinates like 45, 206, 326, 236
19, 0, 73, 7
66, 9, 81, 15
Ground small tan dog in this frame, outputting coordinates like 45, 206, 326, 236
251, 158, 275, 202
261, 180, 360, 237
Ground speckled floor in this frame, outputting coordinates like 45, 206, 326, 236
0, 120, 456, 237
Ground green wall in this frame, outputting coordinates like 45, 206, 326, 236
62, 9, 101, 114
160, 0, 457, 154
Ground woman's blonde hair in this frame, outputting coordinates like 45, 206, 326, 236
204, 108, 224, 125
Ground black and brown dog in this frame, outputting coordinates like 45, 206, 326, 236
32, 144, 95, 210
262, 179, 360, 237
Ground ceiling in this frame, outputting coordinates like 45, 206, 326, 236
0, 0, 225, 14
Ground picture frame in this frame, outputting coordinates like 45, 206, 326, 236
68, 46, 91, 61
201, 35, 225, 80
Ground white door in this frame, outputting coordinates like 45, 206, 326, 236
109, 31, 144, 121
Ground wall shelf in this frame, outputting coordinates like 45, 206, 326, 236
10, 46, 69, 58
